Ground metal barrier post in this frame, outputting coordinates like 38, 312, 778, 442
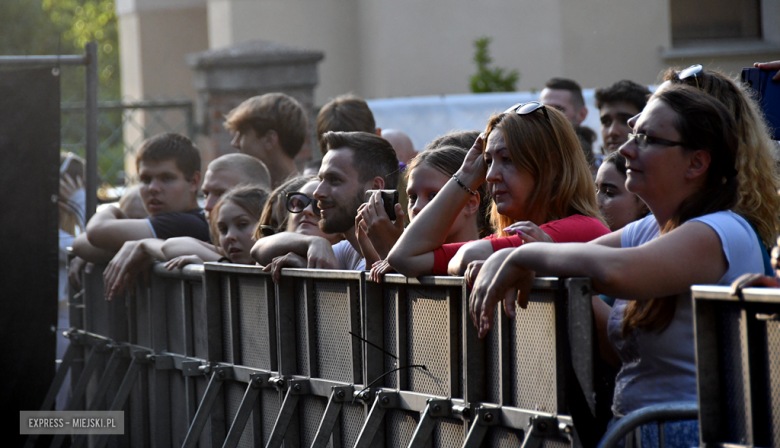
182, 366, 232, 448
222, 374, 264, 448
264, 381, 305, 448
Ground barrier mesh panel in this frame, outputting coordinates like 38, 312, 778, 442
485, 307, 502, 403
384, 286, 399, 389
260, 389, 280, 446
221, 276, 234, 364
225, 381, 254, 448
168, 373, 189, 447
510, 292, 557, 412
720, 304, 749, 444
191, 285, 207, 359
295, 281, 310, 376
407, 288, 451, 396
385, 409, 419, 448
542, 436, 571, 448
341, 403, 365, 448
298, 395, 330, 448
487, 426, 524, 447
238, 277, 272, 370
130, 373, 145, 448
134, 287, 151, 347
315, 281, 357, 383
765, 320, 780, 448
166, 280, 186, 355
433, 417, 464, 447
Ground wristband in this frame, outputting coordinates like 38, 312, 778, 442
451, 175, 477, 195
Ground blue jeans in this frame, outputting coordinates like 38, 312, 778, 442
607, 418, 699, 448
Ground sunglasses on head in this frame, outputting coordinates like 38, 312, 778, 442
504, 101, 550, 121
286, 192, 320, 216
678, 64, 703, 89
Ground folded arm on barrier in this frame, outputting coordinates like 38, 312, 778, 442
72, 233, 117, 263
251, 231, 338, 268
85, 206, 156, 252
160, 236, 222, 263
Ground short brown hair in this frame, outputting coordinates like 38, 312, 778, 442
594, 80, 650, 112
316, 94, 376, 155
224, 93, 308, 159
324, 131, 399, 188
135, 133, 201, 180
545, 77, 585, 110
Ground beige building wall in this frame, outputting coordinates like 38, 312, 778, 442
120, 0, 780, 104
117, 0, 209, 176
118, 0, 209, 101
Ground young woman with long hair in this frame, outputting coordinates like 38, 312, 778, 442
386, 103, 609, 277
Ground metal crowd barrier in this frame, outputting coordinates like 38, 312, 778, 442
693, 285, 780, 448
32, 262, 599, 448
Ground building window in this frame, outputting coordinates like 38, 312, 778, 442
671, 0, 762, 45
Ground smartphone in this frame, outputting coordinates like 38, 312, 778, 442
741, 67, 780, 140
364, 189, 399, 220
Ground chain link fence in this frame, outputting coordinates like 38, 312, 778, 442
61, 98, 194, 200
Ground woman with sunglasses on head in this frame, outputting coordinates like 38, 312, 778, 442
163, 185, 269, 268
386, 102, 610, 278
656, 64, 780, 258
469, 86, 764, 447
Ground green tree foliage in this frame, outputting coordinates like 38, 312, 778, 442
469, 37, 519, 93
0, 0, 120, 100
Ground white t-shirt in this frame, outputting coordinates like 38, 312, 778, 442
609, 211, 763, 415
332, 240, 366, 271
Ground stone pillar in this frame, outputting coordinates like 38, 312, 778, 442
186, 40, 324, 165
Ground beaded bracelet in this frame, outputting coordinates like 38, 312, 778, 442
451, 175, 477, 195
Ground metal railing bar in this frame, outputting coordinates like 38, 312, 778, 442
595, 402, 698, 448
0, 55, 88, 67
61, 99, 194, 111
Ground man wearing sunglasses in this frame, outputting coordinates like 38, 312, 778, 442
252, 131, 399, 274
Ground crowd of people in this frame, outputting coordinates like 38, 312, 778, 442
65, 60, 780, 446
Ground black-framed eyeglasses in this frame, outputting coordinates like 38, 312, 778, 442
678, 64, 703, 89
258, 225, 279, 237
627, 132, 687, 150
286, 192, 320, 216
504, 101, 550, 121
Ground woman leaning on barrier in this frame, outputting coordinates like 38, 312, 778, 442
386, 102, 611, 277
468, 85, 764, 447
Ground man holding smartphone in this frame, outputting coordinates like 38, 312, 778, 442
251, 131, 399, 274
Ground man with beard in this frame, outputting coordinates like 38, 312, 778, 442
251, 131, 399, 272
594, 80, 650, 154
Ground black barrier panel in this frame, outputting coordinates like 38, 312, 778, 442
53, 264, 596, 448
693, 285, 780, 448
0, 67, 60, 427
